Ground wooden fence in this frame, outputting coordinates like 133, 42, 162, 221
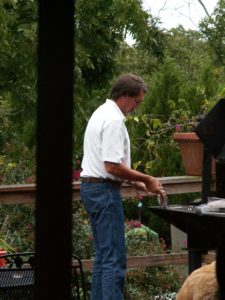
74, 252, 216, 271
0, 175, 204, 204
0, 176, 216, 270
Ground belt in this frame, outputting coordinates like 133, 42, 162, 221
80, 177, 123, 186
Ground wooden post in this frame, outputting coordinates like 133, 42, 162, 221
36, 1, 74, 299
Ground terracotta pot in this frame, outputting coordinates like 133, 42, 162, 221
0, 249, 7, 267
173, 132, 216, 176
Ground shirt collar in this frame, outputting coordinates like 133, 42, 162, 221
106, 99, 125, 120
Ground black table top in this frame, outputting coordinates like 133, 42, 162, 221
150, 205, 225, 218
149, 205, 225, 250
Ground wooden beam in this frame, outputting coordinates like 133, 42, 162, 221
73, 252, 216, 272
77, 253, 188, 272
126, 253, 188, 268
202, 251, 216, 263
0, 176, 208, 204
36, 1, 74, 299
119, 176, 204, 200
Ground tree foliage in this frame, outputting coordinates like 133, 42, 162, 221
75, 0, 162, 89
200, 0, 225, 66
0, 0, 37, 150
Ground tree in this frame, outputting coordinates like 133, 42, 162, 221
163, 26, 222, 112
200, 0, 225, 66
75, 0, 162, 89
0, 0, 37, 148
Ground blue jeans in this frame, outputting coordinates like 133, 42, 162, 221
81, 182, 126, 300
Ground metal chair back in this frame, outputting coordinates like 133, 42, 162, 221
0, 252, 87, 300
71, 255, 87, 300
0, 252, 35, 300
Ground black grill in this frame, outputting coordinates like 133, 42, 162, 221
150, 99, 225, 274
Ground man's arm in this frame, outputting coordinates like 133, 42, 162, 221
104, 161, 167, 201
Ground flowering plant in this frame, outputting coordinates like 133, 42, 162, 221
72, 159, 81, 181
125, 98, 214, 176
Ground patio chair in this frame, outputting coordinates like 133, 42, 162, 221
71, 254, 87, 300
0, 252, 35, 300
0, 252, 87, 300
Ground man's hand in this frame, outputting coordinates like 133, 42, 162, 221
133, 181, 150, 194
144, 176, 168, 204
133, 179, 167, 205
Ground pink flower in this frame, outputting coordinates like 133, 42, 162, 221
72, 170, 81, 180
25, 176, 35, 183
127, 220, 142, 228
175, 124, 182, 132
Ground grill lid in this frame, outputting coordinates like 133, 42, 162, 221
195, 98, 225, 158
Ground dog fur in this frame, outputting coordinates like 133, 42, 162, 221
176, 235, 225, 300
176, 261, 218, 300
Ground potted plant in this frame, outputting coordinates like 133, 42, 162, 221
173, 128, 216, 176
173, 98, 220, 176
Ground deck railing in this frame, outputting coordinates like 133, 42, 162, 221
0, 175, 204, 204
0, 176, 216, 269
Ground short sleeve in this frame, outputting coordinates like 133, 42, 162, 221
102, 120, 124, 163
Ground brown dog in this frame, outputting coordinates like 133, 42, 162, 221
176, 235, 225, 300
176, 261, 218, 300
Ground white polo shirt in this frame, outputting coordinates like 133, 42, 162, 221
81, 99, 131, 180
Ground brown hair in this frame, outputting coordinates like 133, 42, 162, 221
109, 73, 147, 100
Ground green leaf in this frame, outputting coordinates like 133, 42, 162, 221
152, 118, 162, 129
168, 100, 176, 109
133, 161, 142, 170
145, 161, 152, 170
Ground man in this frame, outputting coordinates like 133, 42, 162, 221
80, 73, 167, 300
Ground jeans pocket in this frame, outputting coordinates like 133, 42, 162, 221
81, 182, 108, 216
